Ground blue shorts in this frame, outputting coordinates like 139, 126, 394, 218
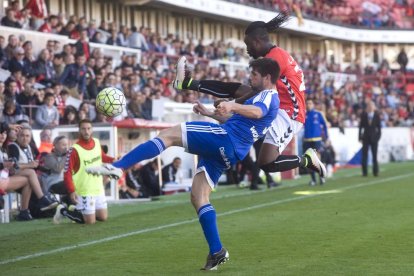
181, 122, 238, 188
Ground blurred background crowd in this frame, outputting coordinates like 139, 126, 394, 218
0, 0, 413, 132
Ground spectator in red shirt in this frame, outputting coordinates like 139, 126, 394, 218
38, 15, 58, 33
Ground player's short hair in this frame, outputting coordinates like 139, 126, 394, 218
245, 11, 290, 38
78, 119, 92, 128
249, 58, 280, 84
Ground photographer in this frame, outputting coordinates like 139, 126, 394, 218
0, 122, 57, 220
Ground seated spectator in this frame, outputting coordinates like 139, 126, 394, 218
22, 40, 35, 65
33, 49, 56, 87
53, 53, 65, 79
3, 34, 19, 62
8, 47, 30, 76
1, 8, 22, 28
138, 159, 161, 198
0, 81, 5, 106
59, 21, 76, 37
4, 78, 19, 101
90, 31, 105, 44
19, 8, 31, 29
119, 164, 143, 199
16, 82, 37, 116
38, 127, 53, 154
162, 157, 182, 185
106, 29, 118, 46
55, 88, 69, 116
79, 101, 95, 121
59, 53, 87, 99
38, 15, 58, 33
74, 29, 90, 60
34, 92, 59, 129
1, 123, 57, 220
41, 135, 68, 194
5, 71, 23, 98
60, 105, 79, 125
127, 92, 145, 118
2, 100, 29, 125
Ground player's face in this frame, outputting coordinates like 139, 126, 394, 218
244, 35, 259, 59
249, 69, 264, 92
79, 122, 93, 141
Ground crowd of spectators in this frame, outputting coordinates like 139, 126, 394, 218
228, 0, 414, 29
0, 1, 413, 219
0, 1, 413, 133
295, 50, 414, 128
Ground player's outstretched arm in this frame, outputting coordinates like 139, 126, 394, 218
193, 101, 230, 123
216, 101, 263, 119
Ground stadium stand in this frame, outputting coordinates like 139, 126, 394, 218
226, 0, 414, 29
0, 0, 413, 216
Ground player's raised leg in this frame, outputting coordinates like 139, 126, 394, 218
86, 125, 183, 177
173, 56, 251, 100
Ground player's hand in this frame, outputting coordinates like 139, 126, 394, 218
216, 101, 234, 116
193, 101, 213, 116
69, 192, 79, 205
213, 99, 228, 108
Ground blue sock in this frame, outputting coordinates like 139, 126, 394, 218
198, 203, 222, 255
113, 138, 166, 169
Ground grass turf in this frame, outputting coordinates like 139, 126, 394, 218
1, 162, 414, 275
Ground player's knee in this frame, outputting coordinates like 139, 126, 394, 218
84, 219, 96, 225
97, 216, 107, 222
190, 191, 205, 210
190, 191, 199, 207
158, 126, 182, 147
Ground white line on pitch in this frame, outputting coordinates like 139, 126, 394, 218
1, 172, 412, 266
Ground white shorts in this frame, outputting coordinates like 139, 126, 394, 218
264, 109, 303, 153
76, 195, 107, 215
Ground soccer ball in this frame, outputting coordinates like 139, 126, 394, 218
96, 87, 126, 117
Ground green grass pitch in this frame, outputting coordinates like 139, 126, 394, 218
1, 162, 414, 275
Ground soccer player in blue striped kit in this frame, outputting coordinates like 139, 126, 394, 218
86, 58, 280, 270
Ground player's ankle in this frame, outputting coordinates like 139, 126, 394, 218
300, 155, 309, 167
183, 78, 193, 89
